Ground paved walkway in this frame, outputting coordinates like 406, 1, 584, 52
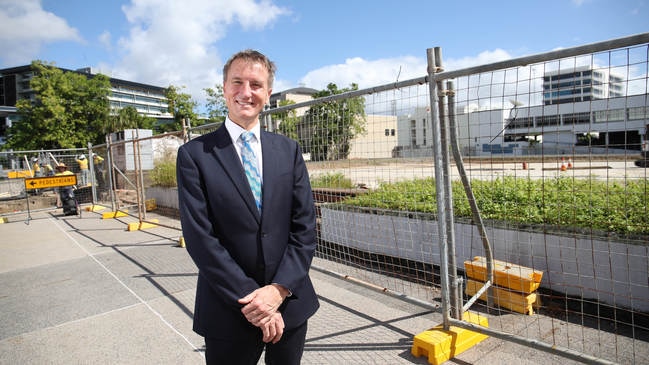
0, 208, 617, 364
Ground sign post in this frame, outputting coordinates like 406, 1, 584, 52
22, 175, 78, 223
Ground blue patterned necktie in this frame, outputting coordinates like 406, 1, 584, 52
239, 131, 262, 212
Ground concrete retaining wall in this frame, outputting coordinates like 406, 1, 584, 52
320, 206, 649, 313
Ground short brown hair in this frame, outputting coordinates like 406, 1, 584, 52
223, 49, 276, 88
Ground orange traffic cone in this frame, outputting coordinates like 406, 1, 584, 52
567, 158, 573, 169
560, 157, 567, 171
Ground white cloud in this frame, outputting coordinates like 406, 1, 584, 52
296, 49, 513, 92
299, 56, 427, 91
98, 30, 112, 50
105, 0, 289, 109
445, 49, 513, 70
0, 0, 82, 65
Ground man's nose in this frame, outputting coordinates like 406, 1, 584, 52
240, 82, 252, 96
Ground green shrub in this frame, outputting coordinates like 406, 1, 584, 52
150, 159, 177, 187
342, 176, 648, 235
311, 172, 355, 189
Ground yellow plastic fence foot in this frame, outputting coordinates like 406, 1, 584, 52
127, 219, 159, 231
101, 210, 128, 219
85, 204, 107, 212
0, 217, 8, 224
178, 236, 186, 248
411, 312, 489, 365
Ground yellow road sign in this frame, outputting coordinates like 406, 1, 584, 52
24, 175, 77, 190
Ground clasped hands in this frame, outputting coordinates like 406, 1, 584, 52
238, 284, 289, 344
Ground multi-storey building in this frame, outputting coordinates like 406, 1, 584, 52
543, 65, 624, 105
0, 64, 172, 144
395, 66, 645, 157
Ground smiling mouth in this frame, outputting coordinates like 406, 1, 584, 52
236, 100, 254, 107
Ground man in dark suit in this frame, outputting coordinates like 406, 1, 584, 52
176, 50, 318, 365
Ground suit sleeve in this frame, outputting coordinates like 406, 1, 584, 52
270, 143, 317, 297
176, 145, 260, 305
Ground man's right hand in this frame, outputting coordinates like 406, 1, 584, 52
260, 312, 284, 344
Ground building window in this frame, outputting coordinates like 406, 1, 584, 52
538, 115, 560, 126
563, 112, 591, 125
422, 118, 427, 145
410, 120, 416, 146
628, 106, 648, 120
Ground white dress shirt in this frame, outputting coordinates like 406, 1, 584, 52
225, 118, 263, 181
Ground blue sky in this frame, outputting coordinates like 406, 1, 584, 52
1, 0, 647, 109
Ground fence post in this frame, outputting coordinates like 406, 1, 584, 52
427, 47, 452, 329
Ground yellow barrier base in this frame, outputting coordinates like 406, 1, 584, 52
464, 256, 543, 294
127, 219, 159, 231
0, 217, 8, 224
465, 278, 538, 315
178, 237, 186, 248
85, 205, 108, 212
145, 198, 157, 211
101, 210, 129, 219
411, 312, 489, 365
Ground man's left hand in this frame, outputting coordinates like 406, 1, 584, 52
238, 284, 288, 327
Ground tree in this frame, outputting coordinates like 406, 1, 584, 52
103, 106, 156, 134
275, 99, 299, 140
164, 85, 198, 132
305, 83, 366, 161
204, 84, 227, 123
5, 60, 110, 150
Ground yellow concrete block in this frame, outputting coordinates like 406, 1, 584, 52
127, 219, 159, 231
411, 312, 489, 365
85, 205, 107, 212
145, 198, 156, 211
464, 256, 543, 293
465, 278, 537, 315
101, 210, 128, 219
7, 170, 33, 179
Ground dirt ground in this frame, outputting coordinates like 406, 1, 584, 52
0, 193, 58, 214
0, 189, 137, 215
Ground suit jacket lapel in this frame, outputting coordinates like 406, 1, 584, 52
212, 126, 261, 221
260, 131, 278, 218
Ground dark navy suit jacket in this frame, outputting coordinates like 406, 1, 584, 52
176, 125, 319, 339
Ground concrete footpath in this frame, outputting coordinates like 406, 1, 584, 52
0, 208, 594, 364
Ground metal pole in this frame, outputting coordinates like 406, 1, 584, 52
427, 47, 451, 329
132, 130, 143, 221
434, 48, 461, 320
135, 130, 147, 221
106, 134, 117, 212
446, 81, 496, 311
88, 142, 97, 205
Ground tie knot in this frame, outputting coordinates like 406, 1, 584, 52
240, 131, 255, 144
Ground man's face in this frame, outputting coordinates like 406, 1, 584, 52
223, 58, 272, 130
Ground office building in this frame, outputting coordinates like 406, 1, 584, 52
0, 64, 172, 144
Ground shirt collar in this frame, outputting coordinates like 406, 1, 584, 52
225, 117, 261, 144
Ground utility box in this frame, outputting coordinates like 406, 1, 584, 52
110, 129, 154, 171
